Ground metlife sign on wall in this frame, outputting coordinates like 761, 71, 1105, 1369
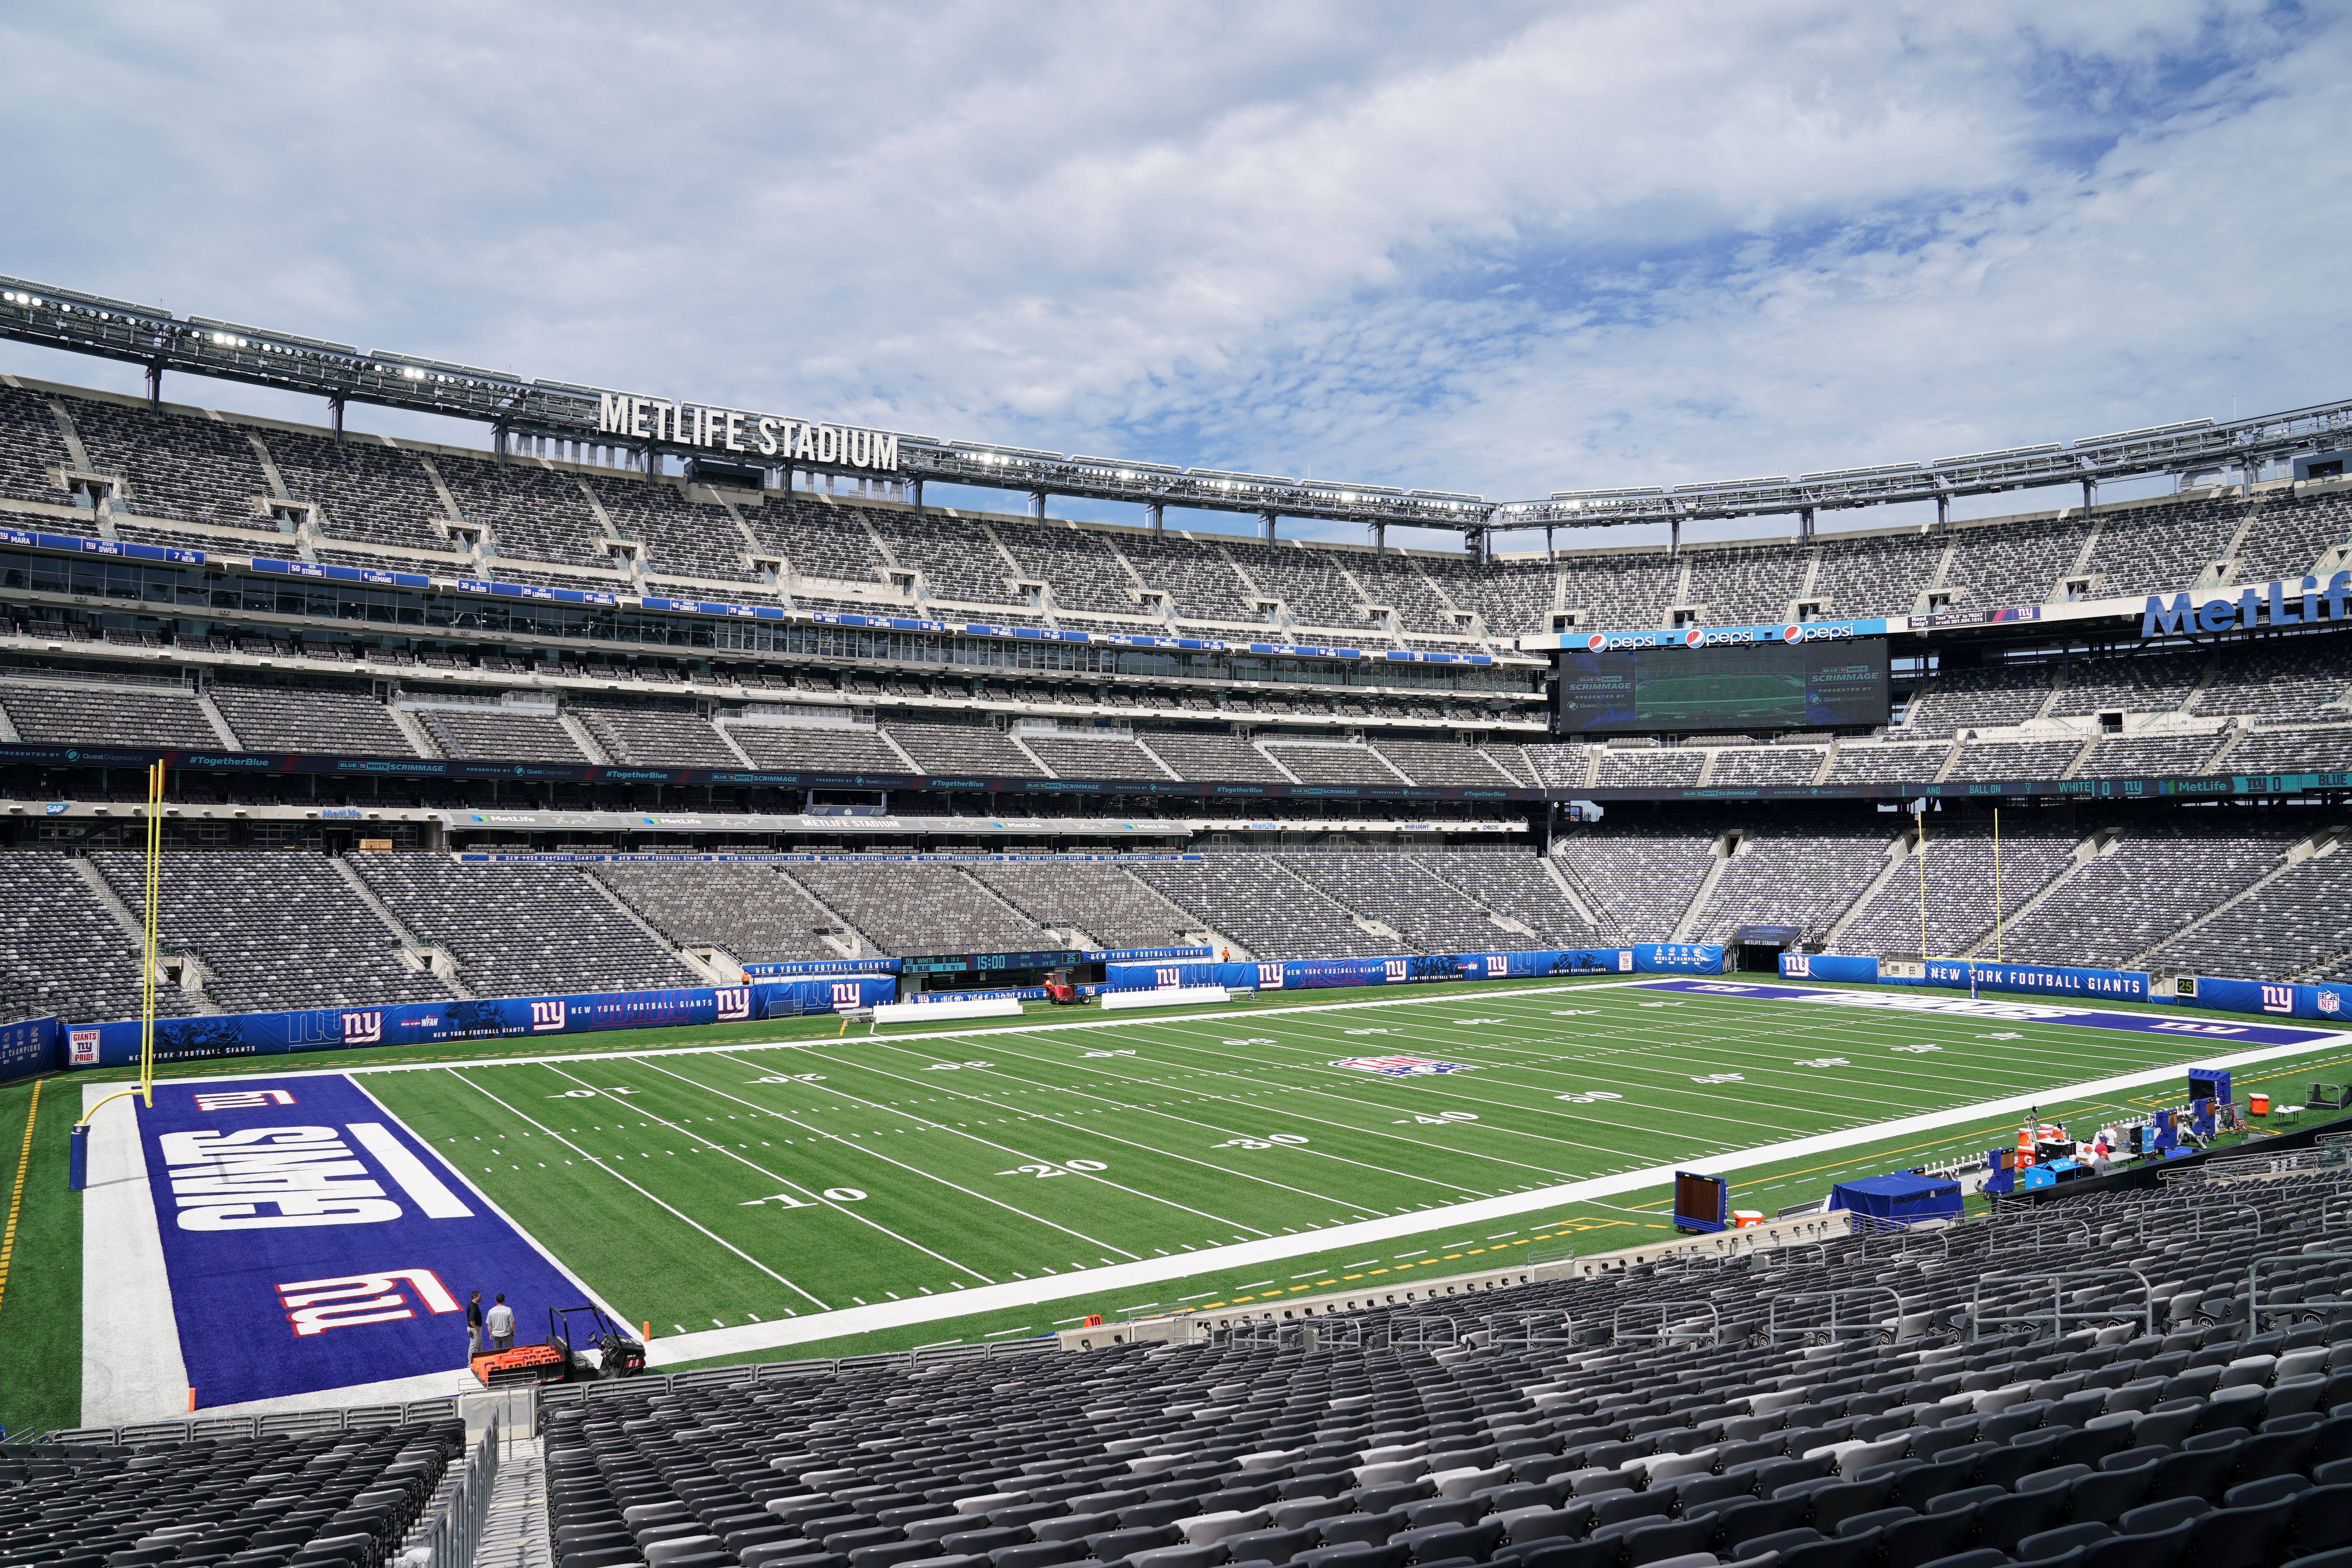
596, 393, 899, 470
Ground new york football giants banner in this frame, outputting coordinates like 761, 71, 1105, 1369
2185, 977, 2352, 1024
1102, 943, 1722, 994
1779, 953, 1879, 984
1924, 960, 2153, 1002
66, 977, 898, 1069
136, 1074, 585, 1406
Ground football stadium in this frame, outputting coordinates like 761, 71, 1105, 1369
7, 17, 2352, 1568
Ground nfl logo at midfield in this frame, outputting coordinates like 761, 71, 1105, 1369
1332, 1055, 1475, 1077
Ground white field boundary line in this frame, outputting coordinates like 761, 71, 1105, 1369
109, 979, 1657, 1084
80, 1082, 187, 1427
631, 1018, 2352, 1368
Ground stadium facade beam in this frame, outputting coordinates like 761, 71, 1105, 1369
5, 274, 2351, 549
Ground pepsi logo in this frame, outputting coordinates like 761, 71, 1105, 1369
1683, 628, 1704, 648
1585, 633, 1607, 652
1783, 624, 1804, 642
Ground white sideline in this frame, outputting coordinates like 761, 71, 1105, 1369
81, 1082, 189, 1426
631, 1017, 2352, 1367
1101, 985, 1232, 1011
871, 997, 1025, 1025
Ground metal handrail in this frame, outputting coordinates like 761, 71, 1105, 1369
421, 1410, 498, 1568
2248, 1250, 2352, 1332
1612, 1300, 1721, 1345
1483, 1310, 1578, 1348
1390, 1315, 1459, 1348
1967, 1267, 2153, 1344
1767, 1287, 1907, 1344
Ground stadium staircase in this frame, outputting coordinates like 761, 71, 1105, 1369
1668, 833, 1740, 944
1822, 835, 1917, 951
1958, 831, 2116, 959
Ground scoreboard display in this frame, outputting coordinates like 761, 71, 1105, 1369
1555, 638, 1890, 734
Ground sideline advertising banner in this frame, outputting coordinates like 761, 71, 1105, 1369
0, 1016, 56, 1085
66, 977, 898, 1070
1104, 944, 1723, 995
1777, 953, 2151, 1001
2185, 976, 2352, 1024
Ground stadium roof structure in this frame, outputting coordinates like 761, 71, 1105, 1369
5, 272, 2350, 548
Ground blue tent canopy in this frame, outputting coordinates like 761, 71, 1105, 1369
1826, 1172, 1962, 1225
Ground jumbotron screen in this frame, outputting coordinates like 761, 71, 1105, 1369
1555, 637, 1889, 733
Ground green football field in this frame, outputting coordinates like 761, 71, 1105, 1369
355, 978, 2349, 1347
8, 973, 2351, 1435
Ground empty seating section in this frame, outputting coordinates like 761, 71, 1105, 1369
2051, 651, 2205, 717
1709, 747, 1825, 785
1516, 745, 1590, 788
0, 385, 73, 505
1909, 666, 2051, 735
1553, 824, 1719, 941
1133, 858, 1393, 959
2075, 733, 2227, 778
723, 722, 910, 773
2143, 845, 2352, 980
266, 426, 452, 551
993, 524, 1152, 618
1593, 750, 1702, 788
2231, 490, 2352, 584
2230, 728, 2352, 774
1138, 731, 1292, 784
0, 682, 221, 747
1430, 557, 1552, 638
208, 682, 416, 755
594, 862, 846, 963
1689, 825, 1892, 944
2093, 500, 2240, 597
351, 854, 703, 995
743, 497, 890, 585
1375, 741, 1521, 788
1281, 853, 1519, 952
1561, 552, 1676, 629
1838, 826, 2076, 955
1261, 744, 1406, 787
0, 850, 196, 1022
67, 396, 272, 529
1356, 555, 1472, 636
1811, 530, 1938, 615
784, 863, 1048, 955
964, 862, 1199, 949
1825, 742, 1950, 784
1414, 850, 1614, 944
1228, 542, 1363, 632
1020, 734, 1174, 780
887, 721, 1047, 776
2196, 641, 2352, 723
1947, 740, 2089, 782
435, 452, 608, 568
1945, 515, 2089, 607
2001, 824, 2299, 967
595, 479, 760, 583
416, 706, 591, 763
577, 703, 742, 768
1115, 533, 1255, 622
91, 849, 446, 1012
869, 512, 1014, 604
1684, 545, 1804, 626
0, 1417, 467, 1568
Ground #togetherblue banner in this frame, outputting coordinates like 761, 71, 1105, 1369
1105, 944, 1724, 994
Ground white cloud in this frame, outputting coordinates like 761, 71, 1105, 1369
0, 0, 2341, 548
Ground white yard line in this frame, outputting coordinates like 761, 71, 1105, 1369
635, 1022, 2352, 1368
80, 1083, 187, 1427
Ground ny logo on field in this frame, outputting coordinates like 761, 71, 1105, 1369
277, 1269, 459, 1337
530, 999, 567, 1031
341, 1011, 382, 1046
193, 1089, 296, 1112
715, 987, 752, 1023
1332, 1055, 1475, 1077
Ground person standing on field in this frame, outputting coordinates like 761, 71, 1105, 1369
486, 1292, 515, 1352
466, 1290, 485, 1357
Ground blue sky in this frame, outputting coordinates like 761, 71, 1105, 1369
0, 1, 2342, 551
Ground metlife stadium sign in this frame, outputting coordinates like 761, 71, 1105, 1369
1576, 618, 1888, 652
596, 392, 899, 471
2143, 572, 2352, 638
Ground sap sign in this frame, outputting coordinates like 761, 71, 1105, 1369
2143, 573, 2352, 638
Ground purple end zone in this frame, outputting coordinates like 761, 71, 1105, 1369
136, 1074, 588, 1407
1635, 978, 2344, 1049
